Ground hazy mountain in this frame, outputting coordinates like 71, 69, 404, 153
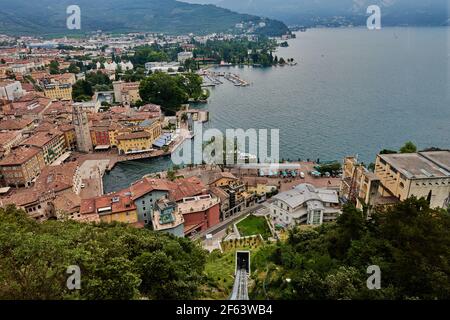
184, 0, 450, 26
0, 0, 289, 36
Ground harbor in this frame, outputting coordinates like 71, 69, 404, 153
200, 70, 250, 87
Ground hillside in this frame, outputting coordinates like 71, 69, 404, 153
185, 0, 450, 26
0, 0, 289, 37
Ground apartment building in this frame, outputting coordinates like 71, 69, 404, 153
43, 83, 72, 101
20, 130, 67, 165
0, 145, 45, 187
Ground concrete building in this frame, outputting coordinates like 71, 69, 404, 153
270, 183, 341, 227
374, 151, 450, 209
0, 80, 24, 101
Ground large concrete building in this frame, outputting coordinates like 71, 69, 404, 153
0, 80, 24, 101
374, 151, 450, 209
341, 151, 450, 211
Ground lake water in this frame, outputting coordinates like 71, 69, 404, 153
104, 27, 450, 193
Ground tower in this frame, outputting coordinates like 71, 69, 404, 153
72, 104, 93, 153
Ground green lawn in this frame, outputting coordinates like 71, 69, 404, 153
236, 215, 272, 240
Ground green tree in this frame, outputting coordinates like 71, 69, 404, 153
400, 141, 417, 154
49, 60, 60, 74
72, 80, 94, 102
68, 63, 80, 74
139, 73, 188, 115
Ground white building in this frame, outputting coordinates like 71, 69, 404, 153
0, 80, 24, 101
145, 62, 180, 73
96, 61, 134, 72
178, 51, 194, 63
270, 183, 341, 227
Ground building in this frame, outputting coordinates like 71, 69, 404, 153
116, 131, 153, 155
0, 80, 24, 101
130, 176, 206, 226
112, 81, 141, 105
270, 183, 341, 227
73, 104, 94, 153
80, 188, 140, 225
152, 198, 185, 237
177, 51, 194, 63
374, 151, 450, 209
0, 118, 34, 132
0, 145, 45, 187
0, 131, 23, 159
144, 62, 180, 73
20, 130, 67, 165
43, 83, 72, 101
178, 194, 221, 237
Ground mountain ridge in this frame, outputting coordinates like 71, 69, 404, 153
0, 0, 289, 37
184, 0, 450, 26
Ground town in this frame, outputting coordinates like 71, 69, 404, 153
0, 31, 449, 246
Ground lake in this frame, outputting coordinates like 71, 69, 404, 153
104, 27, 450, 193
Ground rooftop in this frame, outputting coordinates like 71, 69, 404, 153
273, 183, 339, 209
378, 151, 450, 179
0, 145, 41, 166
178, 194, 220, 215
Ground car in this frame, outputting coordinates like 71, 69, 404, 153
300, 172, 305, 179
81, 184, 86, 189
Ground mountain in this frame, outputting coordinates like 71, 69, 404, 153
0, 0, 289, 37
184, 0, 450, 26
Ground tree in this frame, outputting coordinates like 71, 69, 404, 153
0, 205, 207, 300
253, 197, 450, 300
400, 141, 417, 154
68, 63, 80, 74
49, 60, 60, 75
72, 80, 94, 102
139, 73, 189, 115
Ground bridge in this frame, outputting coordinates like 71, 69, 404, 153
230, 251, 250, 300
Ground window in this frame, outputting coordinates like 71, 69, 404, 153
142, 200, 145, 205
143, 207, 146, 211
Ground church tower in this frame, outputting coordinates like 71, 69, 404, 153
72, 104, 93, 153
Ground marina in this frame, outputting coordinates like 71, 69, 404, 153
200, 70, 250, 87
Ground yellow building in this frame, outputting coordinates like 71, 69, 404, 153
116, 131, 153, 155
43, 83, 72, 101
0, 145, 45, 187
115, 118, 162, 155
60, 125, 77, 150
